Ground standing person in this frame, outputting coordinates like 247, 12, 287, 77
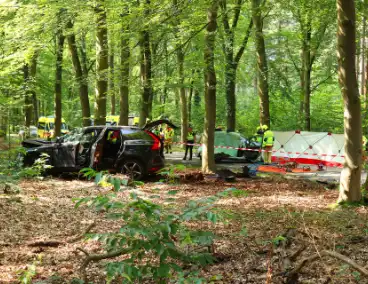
254, 126, 264, 144
262, 125, 274, 164
183, 125, 196, 160
159, 127, 165, 158
164, 126, 174, 154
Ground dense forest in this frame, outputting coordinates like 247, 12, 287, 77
1, 0, 360, 136
1, 0, 368, 282
2, 0, 367, 197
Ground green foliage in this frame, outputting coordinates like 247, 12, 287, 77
158, 164, 187, 184
75, 172, 242, 282
17, 255, 42, 284
0, 0, 343, 136
18, 153, 52, 178
0, 148, 50, 186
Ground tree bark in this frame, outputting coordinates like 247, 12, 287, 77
188, 71, 195, 123
252, 0, 270, 128
173, 0, 188, 144
66, 20, 91, 127
23, 63, 33, 128
29, 52, 39, 125
220, 0, 252, 132
361, 16, 366, 97
161, 39, 169, 115
109, 52, 115, 115
54, 10, 65, 137
225, 59, 236, 132
119, 14, 130, 126
139, 1, 153, 127
177, 49, 188, 144
202, 0, 218, 173
302, 20, 312, 131
94, 0, 108, 126
337, 0, 362, 203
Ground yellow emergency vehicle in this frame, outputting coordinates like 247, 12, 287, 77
106, 115, 119, 125
37, 116, 69, 138
90, 114, 144, 126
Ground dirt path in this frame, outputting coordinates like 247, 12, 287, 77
0, 176, 367, 283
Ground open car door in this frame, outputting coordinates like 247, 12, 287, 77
143, 119, 178, 130
53, 142, 78, 169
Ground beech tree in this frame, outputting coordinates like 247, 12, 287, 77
139, 0, 153, 127
173, 0, 188, 143
119, 12, 130, 126
54, 9, 65, 137
202, 0, 219, 173
337, 0, 362, 203
220, 0, 253, 132
252, 0, 270, 127
66, 18, 91, 127
94, 0, 108, 126
23, 50, 38, 128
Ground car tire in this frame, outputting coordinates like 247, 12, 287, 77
120, 159, 146, 181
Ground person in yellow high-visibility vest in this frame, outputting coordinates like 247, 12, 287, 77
164, 126, 174, 154
255, 126, 264, 144
107, 130, 119, 144
262, 125, 274, 164
183, 126, 196, 160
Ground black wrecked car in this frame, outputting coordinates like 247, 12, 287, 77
21, 121, 175, 180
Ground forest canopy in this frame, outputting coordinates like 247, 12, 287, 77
0, 0, 351, 137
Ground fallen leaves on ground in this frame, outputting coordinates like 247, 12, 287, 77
0, 175, 367, 283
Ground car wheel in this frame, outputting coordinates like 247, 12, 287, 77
120, 159, 146, 180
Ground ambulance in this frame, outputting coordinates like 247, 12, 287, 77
37, 116, 69, 138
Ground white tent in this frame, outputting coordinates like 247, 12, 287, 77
272, 131, 345, 167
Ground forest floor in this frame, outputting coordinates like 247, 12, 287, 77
0, 174, 368, 283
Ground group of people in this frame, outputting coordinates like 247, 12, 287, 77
254, 124, 275, 164
153, 125, 196, 160
153, 123, 274, 164
153, 126, 174, 156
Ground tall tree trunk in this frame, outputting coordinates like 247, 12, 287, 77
173, 0, 188, 141
94, 1, 108, 126
29, 52, 39, 125
66, 20, 91, 127
252, 0, 270, 127
361, 17, 366, 97
119, 15, 130, 126
54, 11, 65, 137
220, 0, 252, 132
302, 21, 312, 131
139, 12, 153, 127
23, 64, 33, 128
161, 40, 169, 115
356, 25, 360, 82
225, 59, 236, 132
177, 49, 188, 144
202, 0, 218, 173
337, 0, 362, 203
109, 53, 115, 115
188, 72, 195, 123
364, 0, 368, 112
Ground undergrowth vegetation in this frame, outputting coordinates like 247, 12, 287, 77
73, 169, 246, 283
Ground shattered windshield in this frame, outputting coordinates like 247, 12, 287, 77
63, 128, 83, 142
